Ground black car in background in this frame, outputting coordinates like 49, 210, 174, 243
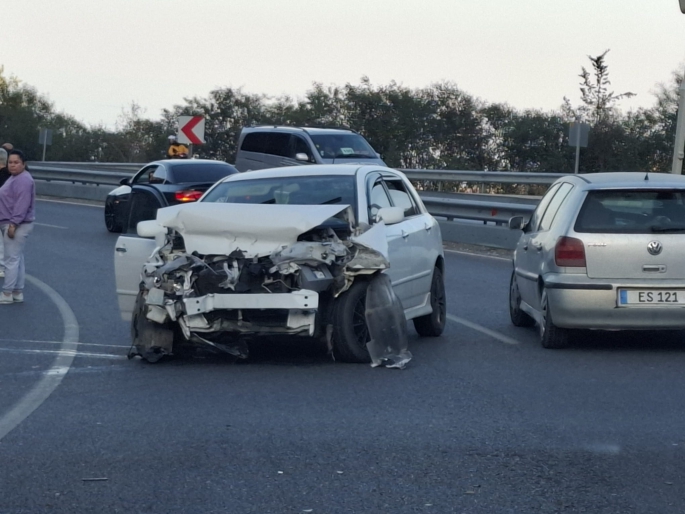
104, 159, 239, 233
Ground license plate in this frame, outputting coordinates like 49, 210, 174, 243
618, 289, 685, 305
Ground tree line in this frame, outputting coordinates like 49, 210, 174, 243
0, 52, 682, 175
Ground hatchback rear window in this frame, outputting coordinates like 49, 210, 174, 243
574, 189, 685, 234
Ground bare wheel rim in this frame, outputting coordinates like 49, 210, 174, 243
105, 203, 116, 229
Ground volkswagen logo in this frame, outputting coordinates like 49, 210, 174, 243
647, 240, 663, 256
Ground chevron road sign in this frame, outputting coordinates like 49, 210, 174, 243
177, 116, 205, 145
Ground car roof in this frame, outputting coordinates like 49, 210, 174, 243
567, 172, 685, 189
241, 126, 355, 135
219, 164, 397, 182
151, 159, 234, 167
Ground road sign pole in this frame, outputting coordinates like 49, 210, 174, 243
672, 71, 685, 174
574, 123, 581, 174
42, 139, 47, 162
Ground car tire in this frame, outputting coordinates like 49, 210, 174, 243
539, 288, 570, 349
105, 197, 123, 233
413, 267, 446, 337
331, 279, 371, 363
509, 271, 535, 327
130, 289, 174, 363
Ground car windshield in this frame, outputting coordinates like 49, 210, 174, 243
170, 163, 236, 183
309, 134, 377, 159
202, 175, 357, 206
574, 189, 685, 233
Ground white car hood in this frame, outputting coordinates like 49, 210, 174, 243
154, 202, 352, 257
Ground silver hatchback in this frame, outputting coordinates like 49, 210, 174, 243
508, 172, 685, 348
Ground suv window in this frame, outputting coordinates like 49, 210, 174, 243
575, 189, 685, 233
291, 136, 311, 158
264, 133, 290, 157
538, 183, 573, 231
240, 132, 267, 153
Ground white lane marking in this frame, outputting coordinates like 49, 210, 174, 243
0, 347, 124, 359
34, 222, 67, 229
444, 248, 512, 262
0, 275, 80, 441
0, 338, 127, 349
37, 198, 103, 208
446, 314, 521, 345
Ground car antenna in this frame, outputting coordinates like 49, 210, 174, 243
644, 171, 649, 181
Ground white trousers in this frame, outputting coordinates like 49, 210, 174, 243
1, 223, 33, 293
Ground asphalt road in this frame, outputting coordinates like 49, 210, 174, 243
0, 199, 684, 513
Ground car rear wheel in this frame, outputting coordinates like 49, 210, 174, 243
509, 271, 535, 327
331, 280, 371, 363
105, 198, 123, 233
539, 288, 570, 349
413, 267, 446, 337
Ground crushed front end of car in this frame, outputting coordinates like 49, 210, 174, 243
128, 202, 391, 363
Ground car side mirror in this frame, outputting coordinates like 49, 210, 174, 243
508, 216, 525, 230
120, 177, 130, 186
376, 206, 404, 225
295, 153, 310, 162
137, 220, 165, 239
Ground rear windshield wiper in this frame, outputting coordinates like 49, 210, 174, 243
650, 225, 685, 232
321, 197, 342, 205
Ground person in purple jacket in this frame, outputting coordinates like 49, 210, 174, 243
0, 150, 35, 304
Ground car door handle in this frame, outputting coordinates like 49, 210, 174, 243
424, 223, 432, 232
532, 242, 543, 251
115, 247, 127, 253
523, 244, 528, 251
401, 230, 409, 239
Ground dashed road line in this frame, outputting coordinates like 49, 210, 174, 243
34, 222, 68, 229
444, 248, 512, 262
446, 314, 521, 345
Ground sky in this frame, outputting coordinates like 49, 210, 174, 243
2, 0, 685, 129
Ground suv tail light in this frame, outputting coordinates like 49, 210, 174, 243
175, 190, 203, 203
555, 236, 586, 267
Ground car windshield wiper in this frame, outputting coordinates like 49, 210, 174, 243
650, 225, 685, 232
320, 197, 342, 205
261, 198, 276, 204
334, 153, 372, 159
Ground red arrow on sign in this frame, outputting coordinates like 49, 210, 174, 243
178, 116, 205, 145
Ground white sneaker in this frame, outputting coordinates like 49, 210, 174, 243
0, 293, 12, 304
0, 270, 4, 278
12, 292, 23, 303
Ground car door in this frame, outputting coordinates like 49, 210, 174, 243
366, 174, 422, 311
515, 183, 561, 304
114, 233, 157, 321
383, 176, 435, 308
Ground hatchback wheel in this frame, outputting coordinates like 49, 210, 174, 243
414, 267, 446, 337
539, 288, 570, 349
509, 271, 535, 327
331, 280, 371, 363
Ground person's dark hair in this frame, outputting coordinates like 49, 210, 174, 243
8, 149, 29, 170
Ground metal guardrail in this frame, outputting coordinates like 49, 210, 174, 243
28, 162, 566, 248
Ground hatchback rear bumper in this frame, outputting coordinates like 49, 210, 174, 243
545, 274, 685, 330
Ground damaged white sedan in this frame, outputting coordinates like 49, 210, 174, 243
114, 164, 446, 364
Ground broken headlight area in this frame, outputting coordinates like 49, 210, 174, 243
128, 222, 392, 363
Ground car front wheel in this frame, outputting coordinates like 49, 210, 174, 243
331, 280, 371, 363
539, 288, 571, 349
413, 266, 446, 337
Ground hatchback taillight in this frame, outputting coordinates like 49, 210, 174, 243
175, 190, 203, 202
555, 236, 586, 267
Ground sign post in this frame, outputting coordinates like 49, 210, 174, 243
568, 122, 590, 174
674, 3, 685, 172
38, 128, 53, 161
